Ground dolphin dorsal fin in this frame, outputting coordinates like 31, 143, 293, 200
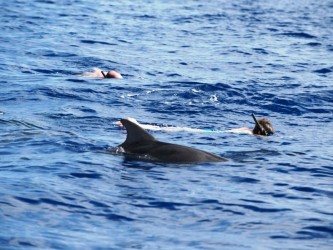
120, 118, 156, 146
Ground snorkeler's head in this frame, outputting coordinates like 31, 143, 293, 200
252, 116, 274, 136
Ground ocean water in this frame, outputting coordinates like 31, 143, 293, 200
1, 0, 333, 249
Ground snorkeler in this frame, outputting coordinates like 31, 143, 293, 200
83, 67, 123, 79
115, 114, 275, 136
223, 114, 274, 136
251, 114, 274, 136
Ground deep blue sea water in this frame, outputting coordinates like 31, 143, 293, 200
1, 0, 333, 249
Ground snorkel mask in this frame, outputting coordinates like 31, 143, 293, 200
101, 71, 108, 78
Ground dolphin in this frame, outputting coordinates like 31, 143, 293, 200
111, 118, 226, 164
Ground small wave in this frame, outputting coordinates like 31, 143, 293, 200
252, 48, 269, 54
134, 14, 157, 19
104, 213, 134, 222
306, 42, 321, 47
31, 68, 74, 75
0, 118, 45, 130
137, 201, 194, 211
225, 149, 281, 162
68, 172, 103, 179
14, 196, 85, 209
80, 39, 117, 46
0, 237, 42, 248
302, 225, 333, 237
226, 203, 291, 213
36, 0, 55, 4
296, 225, 333, 239
313, 67, 332, 74
66, 78, 87, 83
42, 51, 77, 58
202, 199, 291, 213
230, 176, 260, 183
261, 95, 307, 115
279, 32, 316, 39
291, 186, 333, 198
36, 87, 90, 101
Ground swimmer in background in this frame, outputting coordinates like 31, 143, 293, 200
115, 114, 275, 136
83, 67, 123, 79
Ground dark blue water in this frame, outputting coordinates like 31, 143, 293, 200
1, 0, 333, 249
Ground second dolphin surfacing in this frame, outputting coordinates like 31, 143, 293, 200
111, 118, 227, 164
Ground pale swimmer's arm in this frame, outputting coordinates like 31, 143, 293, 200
114, 117, 205, 132
115, 117, 253, 134
224, 127, 253, 135
82, 67, 104, 78
144, 125, 206, 133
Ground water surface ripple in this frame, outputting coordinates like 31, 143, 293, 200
1, 0, 332, 249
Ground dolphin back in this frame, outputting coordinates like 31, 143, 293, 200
146, 142, 226, 163
118, 118, 226, 164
